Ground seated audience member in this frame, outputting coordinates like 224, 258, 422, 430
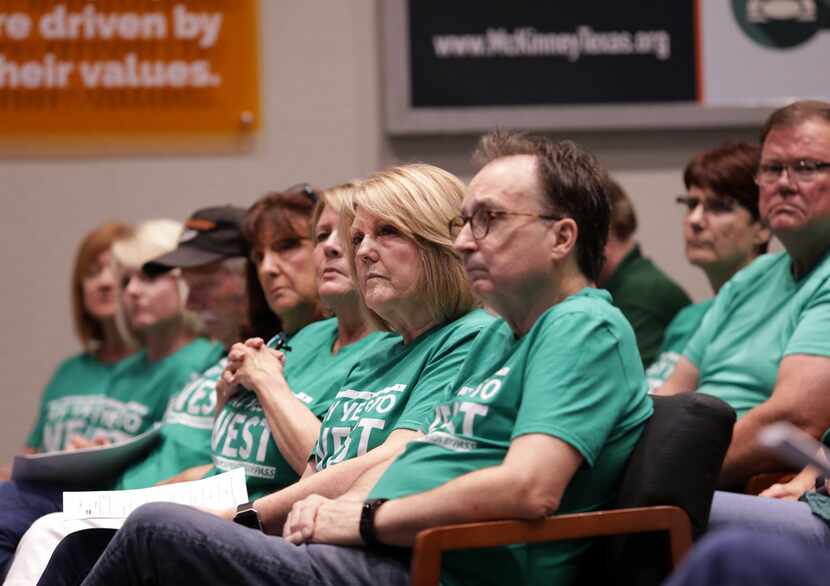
206, 183, 394, 499
36, 164, 493, 584
51, 134, 650, 586
19, 222, 135, 458
597, 178, 691, 365
8, 186, 396, 584
0, 219, 223, 574
657, 100, 830, 489
663, 529, 830, 586
3, 205, 251, 584
646, 142, 771, 389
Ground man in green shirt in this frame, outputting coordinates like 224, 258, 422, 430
658, 100, 830, 490
598, 178, 691, 365
73, 134, 650, 586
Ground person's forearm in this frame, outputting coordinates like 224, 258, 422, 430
255, 430, 415, 534
341, 437, 417, 500
252, 375, 321, 475
157, 463, 213, 485
373, 464, 559, 546
718, 406, 807, 490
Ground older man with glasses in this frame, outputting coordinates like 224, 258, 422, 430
657, 100, 830, 491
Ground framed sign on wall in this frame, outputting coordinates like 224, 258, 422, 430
0, 0, 260, 154
383, 0, 830, 134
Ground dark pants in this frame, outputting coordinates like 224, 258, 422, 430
49, 502, 410, 586
0, 480, 62, 575
38, 528, 116, 586
664, 529, 830, 586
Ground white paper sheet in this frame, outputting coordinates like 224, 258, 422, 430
62, 467, 249, 520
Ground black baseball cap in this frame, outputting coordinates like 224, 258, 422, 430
143, 206, 248, 275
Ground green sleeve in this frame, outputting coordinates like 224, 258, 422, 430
617, 304, 666, 367
512, 313, 644, 467
684, 282, 736, 368
26, 362, 67, 449
393, 323, 485, 432
784, 282, 830, 358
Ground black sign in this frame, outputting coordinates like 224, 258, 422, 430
408, 1, 697, 107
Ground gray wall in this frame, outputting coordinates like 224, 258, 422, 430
0, 1, 762, 462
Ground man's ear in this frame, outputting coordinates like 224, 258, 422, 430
550, 218, 578, 262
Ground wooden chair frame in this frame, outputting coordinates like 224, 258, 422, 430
409, 505, 693, 586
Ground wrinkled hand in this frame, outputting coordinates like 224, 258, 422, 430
760, 477, 813, 501
223, 341, 286, 395
283, 495, 363, 546
65, 435, 111, 451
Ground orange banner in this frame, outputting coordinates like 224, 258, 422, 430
0, 0, 259, 148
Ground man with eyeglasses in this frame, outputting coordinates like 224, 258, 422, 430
596, 178, 691, 366
657, 100, 830, 490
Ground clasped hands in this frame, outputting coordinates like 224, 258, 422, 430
217, 338, 286, 405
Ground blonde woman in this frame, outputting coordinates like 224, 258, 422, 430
47, 164, 495, 585
0, 219, 223, 577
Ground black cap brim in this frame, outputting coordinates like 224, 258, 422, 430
143, 245, 233, 276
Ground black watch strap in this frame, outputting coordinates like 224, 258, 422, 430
233, 500, 263, 531
359, 498, 389, 549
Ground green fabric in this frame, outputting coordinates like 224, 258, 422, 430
26, 353, 124, 451
313, 309, 495, 471
113, 356, 227, 490
604, 244, 691, 366
371, 289, 652, 586
81, 338, 223, 443
207, 319, 397, 499
685, 251, 830, 418
645, 299, 713, 391
800, 491, 830, 527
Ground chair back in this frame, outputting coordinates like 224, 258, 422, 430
580, 393, 736, 586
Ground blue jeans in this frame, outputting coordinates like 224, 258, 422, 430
664, 529, 830, 586
79, 502, 411, 586
708, 490, 830, 546
0, 480, 62, 575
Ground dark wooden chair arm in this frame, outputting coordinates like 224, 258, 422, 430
409, 505, 693, 586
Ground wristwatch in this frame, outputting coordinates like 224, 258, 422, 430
233, 501, 263, 531
359, 498, 389, 549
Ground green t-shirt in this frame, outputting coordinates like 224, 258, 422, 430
645, 299, 713, 391
371, 289, 653, 586
208, 319, 396, 499
313, 309, 495, 471
113, 356, 227, 490
685, 251, 830, 418
27, 353, 125, 451
81, 338, 223, 443
604, 244, 692, 366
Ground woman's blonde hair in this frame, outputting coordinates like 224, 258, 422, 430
340, 164, 475, 329
111, 219, 202, 345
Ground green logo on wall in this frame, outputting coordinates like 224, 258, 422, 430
732, 0, 828, 48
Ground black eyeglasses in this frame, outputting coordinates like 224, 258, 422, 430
449, 208, 561, 240
283, 183, 319, 204
271, 331, 293, 352
755, 159, 830, 185
675, 195, 737, 215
